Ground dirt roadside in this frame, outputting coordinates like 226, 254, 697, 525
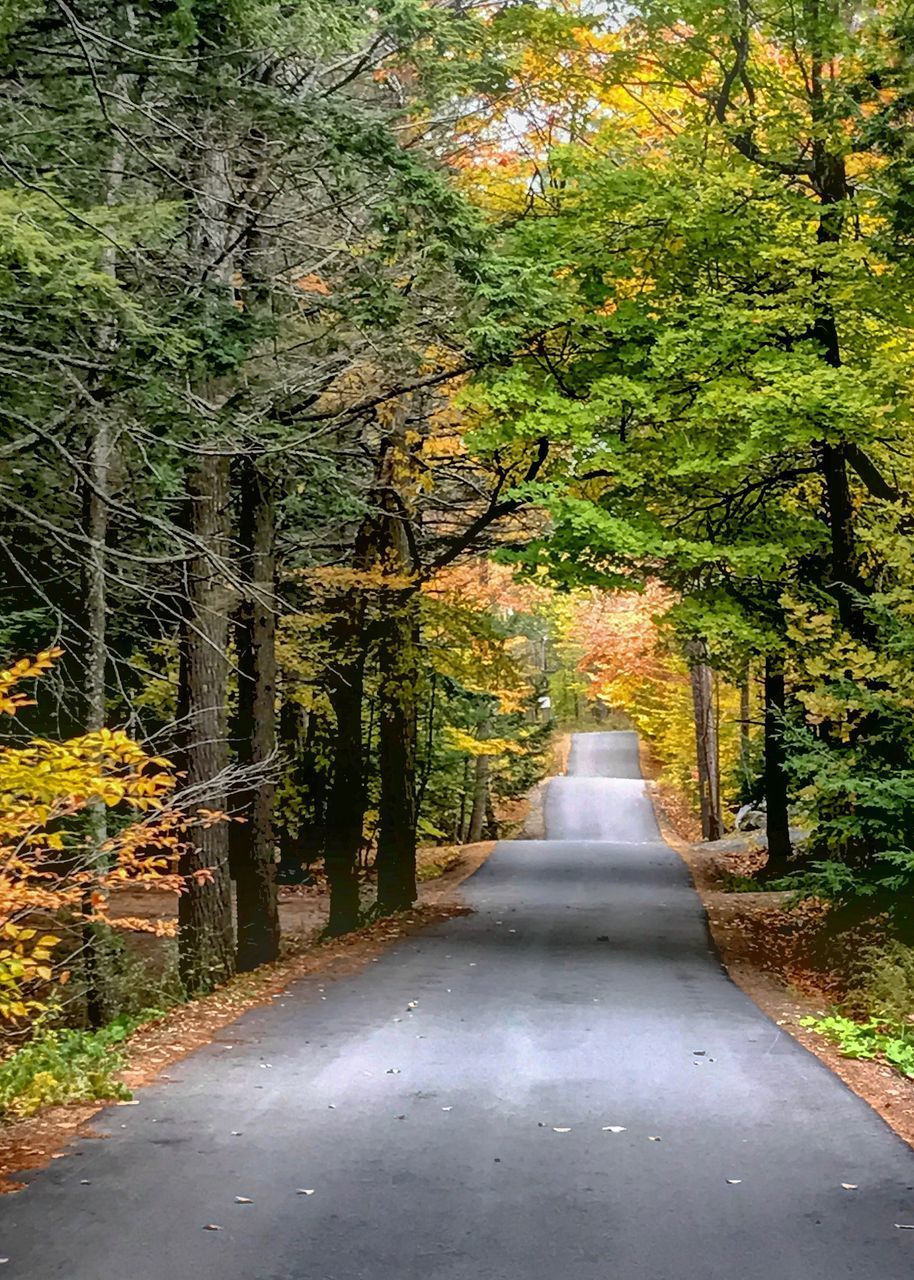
639, 740, 914, 1151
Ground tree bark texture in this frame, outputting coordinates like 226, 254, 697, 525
376, 589, 420, 912
687, 639, 723, 841
467, 749, 490, 845
177, 452, 236, 994
230, 459, 280, 971
761, 654, 793, 878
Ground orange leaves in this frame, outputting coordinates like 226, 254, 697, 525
294, 272, 331, 296
110, 916, 178, 938
571, 583, 675, 695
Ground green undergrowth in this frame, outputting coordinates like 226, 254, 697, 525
719, 871, 769, 893
0, 1011, 161, 1119
801, 941, 914, 1079
800, 1013, 914, 1076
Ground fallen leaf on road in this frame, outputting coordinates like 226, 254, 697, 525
602, 1126, 626, 1133
116, 1099, 140, 1106
202, 1224, 223, 1231
842, 1184, 858, 1191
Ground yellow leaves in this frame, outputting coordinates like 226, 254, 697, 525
443, 727, 526, 758
0, 651, 187, 1027
422, 431, 466, 461
293, 565, 418, 595
0, 647, 62, 716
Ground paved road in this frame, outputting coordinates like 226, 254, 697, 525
3, 731, 914, 1278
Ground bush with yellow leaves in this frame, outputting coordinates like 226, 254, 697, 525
0, 651, 183, 1029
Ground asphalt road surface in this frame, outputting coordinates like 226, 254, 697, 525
3, 730, 914, 1278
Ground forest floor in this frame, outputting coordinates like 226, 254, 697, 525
640, 743, 914, 1149
108, 841, 489, 951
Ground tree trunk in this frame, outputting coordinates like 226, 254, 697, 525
321, 505, 376, 934
177, 452, 235, 995
761, 654, 793, 879
230, 459, 280, 971
688, 639, 723, 841
376, 590, 420, 913
415, 669, 437, 821
467, 750, 490, 845
457, 755, 471, 842
324, 635, 365, 934
80, 414, 111, 1027
738, 662, 751, 775
374, 406, 420, 917
806, 17, 869, 637
277, 696, 324, 879
80, 113, 128, 1026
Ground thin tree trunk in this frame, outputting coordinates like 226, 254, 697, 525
761, 654, 793, 878
80, 414, 111, 1027
687, 640, 723, 841
484, 787, 498, 841
374, 406, 420, 916
324, 635, 365, 934
467, 749, 490, 845
376, 590, 420, 913
230, 459, 280, 971
322, 505, 376, 934
177, 452, 235, 994
80, 109, 128, 1025
457, 755, 471, 842
415, 669, 437, 821
739, 667, 751, 747
806, 5, 869, 637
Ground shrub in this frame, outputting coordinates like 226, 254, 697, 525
0, 1012, 159, 1118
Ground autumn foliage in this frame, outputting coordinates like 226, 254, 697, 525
0, 653, 185, 1026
